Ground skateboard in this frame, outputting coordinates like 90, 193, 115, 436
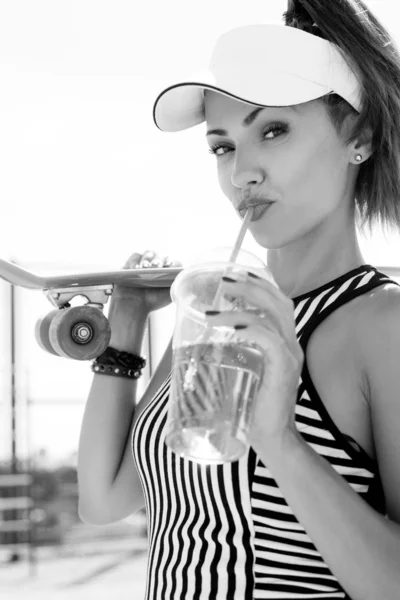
0, 258, 182, 361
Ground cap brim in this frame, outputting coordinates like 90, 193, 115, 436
153, 71, 331, 132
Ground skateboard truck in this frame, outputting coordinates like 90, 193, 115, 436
37, 284, 116, 361
45, 284, 114, 309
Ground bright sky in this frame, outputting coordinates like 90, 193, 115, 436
0, 0, 400, 462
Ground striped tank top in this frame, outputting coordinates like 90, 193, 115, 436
132, 264, 396, 599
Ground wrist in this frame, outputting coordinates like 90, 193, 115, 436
108, 311, 149, 353
252, 424, 304, 464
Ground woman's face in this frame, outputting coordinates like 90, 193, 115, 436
204, 91, 358, 249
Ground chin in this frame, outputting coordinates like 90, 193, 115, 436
249, 215, 323, 250
249, 226, 284, 250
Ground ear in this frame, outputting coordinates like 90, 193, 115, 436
348, 126, 374, 164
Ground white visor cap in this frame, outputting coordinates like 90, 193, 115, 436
153, 24, 362, 132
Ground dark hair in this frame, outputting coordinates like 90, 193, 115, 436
284, 0, 400, 235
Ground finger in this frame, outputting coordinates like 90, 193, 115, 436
163, 256, 173, 267
226, 271, 293, 309
164, 257, 182, 268
123, 251, 181, 270
141, 260, 157, 269
139, 250, 157, 267
231, 314, 303, 366
210, 318, 301, 389
219, 280, 295, 340
205, 309, 286, 341
122, 252, 143, 269
205, 312, 303, 366
148, 257, 164, 268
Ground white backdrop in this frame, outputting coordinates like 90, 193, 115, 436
0, 0, 399, 268
0, 0, 399, 462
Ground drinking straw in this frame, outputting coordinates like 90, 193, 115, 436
183, 206, 255, 392
228, 206, 255, 263
211, 205, 255, 310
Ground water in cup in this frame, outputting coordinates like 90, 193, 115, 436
168, 340, 264, 463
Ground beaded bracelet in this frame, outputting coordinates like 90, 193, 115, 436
91, 346, 146, 379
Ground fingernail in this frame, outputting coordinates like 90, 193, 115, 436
247, 271, 261, 279
205, 310, 220, 316
222, 276, 237, 283
234, 324, 248, 330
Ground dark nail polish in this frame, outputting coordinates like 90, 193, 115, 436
205, 310, 220, 316
248, 271, 261, 279
234, 324, 248, 330
222, 276, 237, 283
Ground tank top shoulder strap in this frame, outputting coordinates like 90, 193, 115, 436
293, 264, 399, 350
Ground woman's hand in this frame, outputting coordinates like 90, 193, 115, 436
107, 250, 181, 352
205, 270, 304, 452
110, 250, 181, 317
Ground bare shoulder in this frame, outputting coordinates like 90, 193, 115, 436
354, 282, 400, 346
355, 282, 400, 522
354, 282, 400, 393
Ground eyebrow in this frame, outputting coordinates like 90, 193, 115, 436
206, 107, 265, 137
206, 105, 296, 137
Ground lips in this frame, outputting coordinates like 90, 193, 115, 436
239, 202, 275, 221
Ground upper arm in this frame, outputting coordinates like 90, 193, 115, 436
363, 286, 400, 524
95, 337, 173, 523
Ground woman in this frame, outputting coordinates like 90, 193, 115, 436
78, 1, 400, 598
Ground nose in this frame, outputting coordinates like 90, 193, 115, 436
230, 149, 265, 189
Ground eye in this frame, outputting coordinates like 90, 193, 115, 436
263, 124, 288, 140
208, 144, 233, 157
207, 123, 288, 157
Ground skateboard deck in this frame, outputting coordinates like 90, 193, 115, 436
0, 258, 182, 290
0, 258, 183, 361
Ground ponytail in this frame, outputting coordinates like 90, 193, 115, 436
283, 0, 400, 235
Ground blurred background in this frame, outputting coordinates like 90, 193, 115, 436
0, 0, 400, 598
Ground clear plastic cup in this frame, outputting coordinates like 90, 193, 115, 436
165, 248, 276, 463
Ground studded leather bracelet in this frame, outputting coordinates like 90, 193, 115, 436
91, 346, 146, 379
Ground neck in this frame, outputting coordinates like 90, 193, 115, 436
266, 214, 365, 299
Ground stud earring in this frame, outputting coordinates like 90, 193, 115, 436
355, 154, 363, 163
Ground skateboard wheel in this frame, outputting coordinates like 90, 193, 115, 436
48, 306, 111, 361
35, 310, 62, 356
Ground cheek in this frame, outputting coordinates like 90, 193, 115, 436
282, 142, 346, 206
